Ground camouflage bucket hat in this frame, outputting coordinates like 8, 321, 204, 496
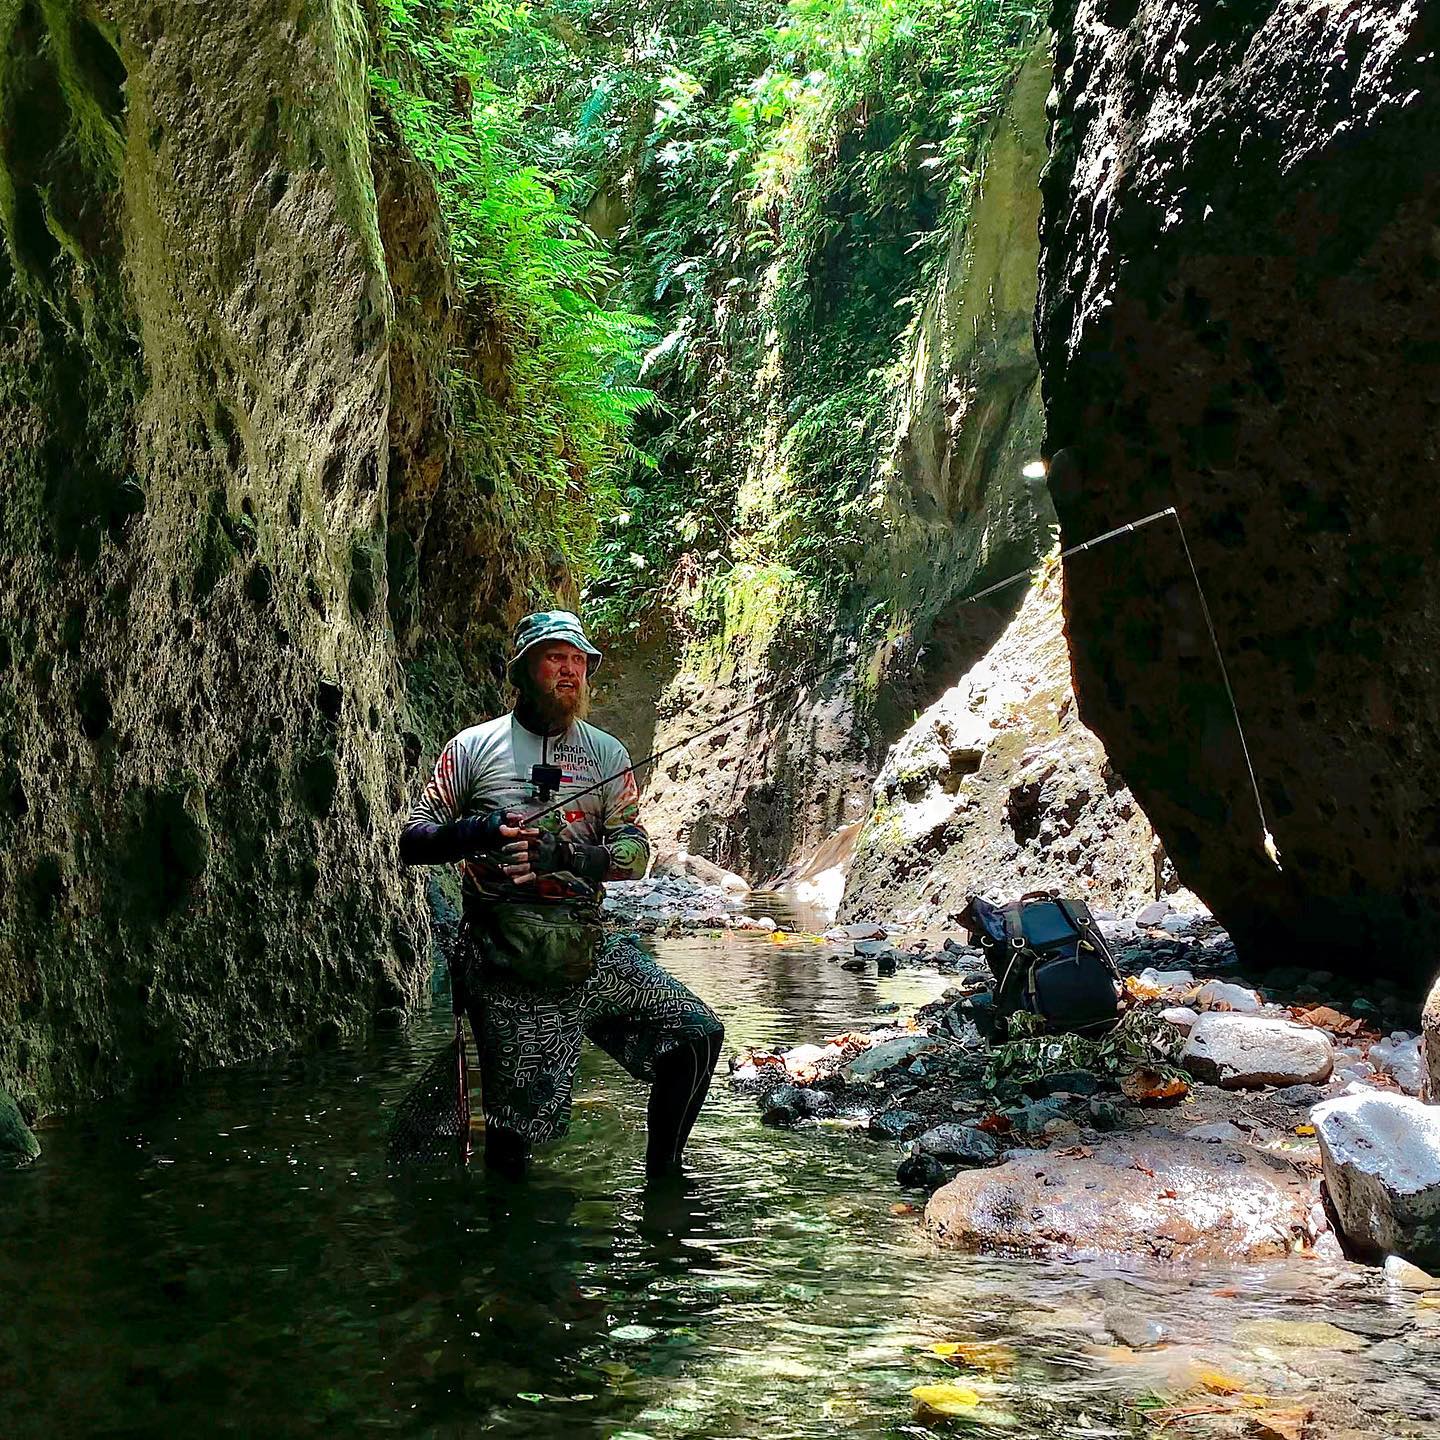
508, 610, 603, 682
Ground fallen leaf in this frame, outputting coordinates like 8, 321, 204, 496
891, 1202, 918, 1216
977, 1113, 1013, 1135
1248, 1408, 1313, 1440
911, 1383, 981, 1416
1122, 1068, 1189, 1105
1197, 1369, 1248, 1395
1294, 1124, 1316, 1137
929, 1341, 1017, 1373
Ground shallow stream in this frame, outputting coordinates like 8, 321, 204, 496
3, 932, 1437, 1438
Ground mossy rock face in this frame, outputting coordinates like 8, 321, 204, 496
623, 47, 1057, 886
0, 1085, 40, 1166
0, 0, 488, 1115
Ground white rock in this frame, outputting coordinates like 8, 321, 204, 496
1135, 901, 1168, 925
1370, 1035, 1425, 1095
1099, 918, 1137, 944
782, 1044, 830, 1076
1313, 1092, 1440, 1268
1161, 1006, 1200, 1036
1192, 979, 1264, 1013
1139, 967, 1196, 993
1385, 1254, 1440, 1292
1183, 1014, 1335, 1089
1160, 913, 1196, 934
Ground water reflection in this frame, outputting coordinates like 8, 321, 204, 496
2, 934, 1437, 1437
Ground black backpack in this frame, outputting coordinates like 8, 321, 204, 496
960, 890, 1121, 1035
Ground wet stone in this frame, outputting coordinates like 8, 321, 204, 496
897, 1152, 953, 1193
1104, 1306, 1165, 1349
868, 1109, 927, 1142
914, 1123, 999, 1166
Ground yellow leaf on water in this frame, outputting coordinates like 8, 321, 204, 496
1294, 1124, 1316, 1136
929, 1341, 1017, 1372
1197, 1369, 1247, 1395
1417, 1294, 1440, 1310
911, 1383, 982, 1416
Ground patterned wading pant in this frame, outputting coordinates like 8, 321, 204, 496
462, 934, 725, 1144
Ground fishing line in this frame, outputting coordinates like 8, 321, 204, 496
514, 503, 1279, 870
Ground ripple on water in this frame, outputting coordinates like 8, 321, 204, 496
2, 934, 1438, 1437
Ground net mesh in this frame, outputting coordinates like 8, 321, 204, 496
387, 1019, 472, 1166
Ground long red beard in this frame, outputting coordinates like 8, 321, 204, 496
516, 677, 589, 731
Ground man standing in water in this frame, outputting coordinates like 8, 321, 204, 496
399, 610, 724, 1179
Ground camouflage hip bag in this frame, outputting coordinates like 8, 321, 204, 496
467, 900, 603, 992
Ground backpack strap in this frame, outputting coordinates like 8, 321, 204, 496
1053, 897, 1121, 979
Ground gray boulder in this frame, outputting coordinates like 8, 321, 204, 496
844, 1035, 939, 1079
915, 1123, 999, 1167
0, 1089, 40, 1168
1313, 1092, 1440, 1268
1183, 1014, 1334, 1089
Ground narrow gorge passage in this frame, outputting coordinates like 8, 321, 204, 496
3, 0, 1440, 1436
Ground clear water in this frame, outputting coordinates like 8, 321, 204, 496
3, 934, 1438, 1438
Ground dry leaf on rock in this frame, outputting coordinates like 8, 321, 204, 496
1121, 1067, 1189, 1104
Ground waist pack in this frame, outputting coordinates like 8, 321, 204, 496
959, 890, 1120, 1035
466, 901, 603, 992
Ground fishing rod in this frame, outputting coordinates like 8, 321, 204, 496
516, 503, 1280, 870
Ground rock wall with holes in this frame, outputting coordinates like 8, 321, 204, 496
0, 0, 516, 1117
837, 567, 1164, 926
1037, 1, 1440, 983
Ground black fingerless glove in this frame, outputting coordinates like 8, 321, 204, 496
530, 834, 610, 882
457, 810, 508, 854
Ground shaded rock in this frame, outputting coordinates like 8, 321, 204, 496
1023, 1069, 1103, 1098
840, 957, 868, 973
1271, 1083, 1327, 1109
898, 1152, 953, 1193
1185, 1121, 1245, 1144
1183, 1014, 1334, 1089
1314, 1092, 1440, 1268
926, 1132, 1313, 1261
868, 1109, 928, 1143
0, 1088, 40, 1168
1039, 0, 1440, 982
915, 1123, 999, 1167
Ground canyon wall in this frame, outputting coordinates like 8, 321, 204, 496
0, 0, 525, 1116
1037, 0, 1439, 982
